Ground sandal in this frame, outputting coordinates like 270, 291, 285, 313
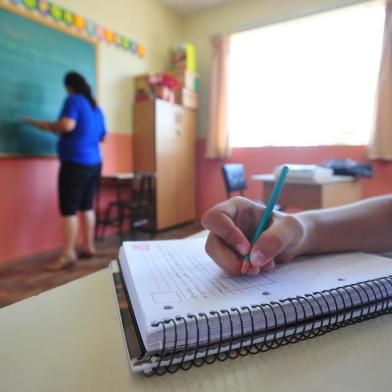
77, 249, 96, 259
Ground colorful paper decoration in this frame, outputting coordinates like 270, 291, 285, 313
38, 0, 49, 15
49, 3, 62, 21
23, 0, 36, 10
85, 20, 96, 36
73, 14, 85, 31
95, 25, 105, 41
62, 9, 74, 25
5, 0, 145, 58
104, 29, 114, 44
114, 33, 121, 47
137, 44, 145, 58
130, 41, 137, 54
121, 37, 130, 50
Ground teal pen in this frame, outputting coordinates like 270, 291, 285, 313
241, 165, 289, 274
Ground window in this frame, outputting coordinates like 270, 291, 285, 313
228, 3, 385, 147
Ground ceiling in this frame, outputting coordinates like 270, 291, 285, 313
160, 0, 237, 15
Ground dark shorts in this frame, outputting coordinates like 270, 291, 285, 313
59, 162, 101, 216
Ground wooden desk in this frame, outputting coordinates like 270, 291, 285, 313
252, 174, 362, 209
95, 173, 135, 239
1, 262, 392, 391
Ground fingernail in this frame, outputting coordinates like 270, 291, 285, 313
263, 260, 275, 271
250, 250, 269, 267
236, 243, 248, 255
246, 266, 261, 276
241, 261, 249, 274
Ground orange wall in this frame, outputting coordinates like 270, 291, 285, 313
195, 140, 392, 215
1, 135, 392, 264
0, 157, 61, 263
0, 132, 133, 264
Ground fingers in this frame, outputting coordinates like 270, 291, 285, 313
250, 215, 303, 268
202, 197, 255, 256
202, 198, 303, 276
205, 233, 263, 276
205, 232, 275, 275
262, 259, 276, 271
205, 232, 243, 275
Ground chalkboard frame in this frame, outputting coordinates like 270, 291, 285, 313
0, 1, 99, 158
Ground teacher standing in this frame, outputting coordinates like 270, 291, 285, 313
22, 71, 106, 270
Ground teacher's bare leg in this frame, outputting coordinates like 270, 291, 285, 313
48, 215, 78, 270
80, 209, 96, 257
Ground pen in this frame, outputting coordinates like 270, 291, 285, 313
241, 165, 289, 274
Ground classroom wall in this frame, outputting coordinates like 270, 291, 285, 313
1, 0, 389, 265
0, 0, 183, 264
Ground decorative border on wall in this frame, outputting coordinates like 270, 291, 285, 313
3, 0, 145, 58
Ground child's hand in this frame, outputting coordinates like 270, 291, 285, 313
201, 197, 306, 275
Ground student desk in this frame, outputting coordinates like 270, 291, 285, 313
95, 173, 135, 239
1, 259, 392, 391
252, 174, 362, 209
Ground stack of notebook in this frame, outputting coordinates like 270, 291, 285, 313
274, 164, 335, 183
112, 237, 392, 375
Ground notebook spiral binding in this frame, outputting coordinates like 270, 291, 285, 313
143, 275, 392, 376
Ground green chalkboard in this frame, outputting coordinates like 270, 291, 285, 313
0, 7, 96, 156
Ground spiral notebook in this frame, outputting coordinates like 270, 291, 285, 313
114, 237, 392, 375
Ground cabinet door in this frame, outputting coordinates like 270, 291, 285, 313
176, 108, 196, 224
155, 100, 182, 229
133, 101, 155, 172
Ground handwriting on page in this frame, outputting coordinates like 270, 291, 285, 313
139, 240, 279, 303
129, 239, 386, 306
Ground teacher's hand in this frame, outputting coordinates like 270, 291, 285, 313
20, 116, 36, 126
201, 197, 307, 276
20, 116, 48, 131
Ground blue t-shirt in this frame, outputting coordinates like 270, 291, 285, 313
57, 94, 106, 165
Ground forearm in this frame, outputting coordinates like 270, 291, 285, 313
297, 195, 392, 255
35, 120, 65, 134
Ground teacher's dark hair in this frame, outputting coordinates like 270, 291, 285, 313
64, 71, 96, 109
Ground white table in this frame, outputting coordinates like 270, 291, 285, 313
1, 266, 392, 391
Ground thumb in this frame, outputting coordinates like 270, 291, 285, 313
249, 215, 300, 268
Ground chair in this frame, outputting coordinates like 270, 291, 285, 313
221, 163, 248, 198
99, 172, 155, 240
221, 163, 284, 210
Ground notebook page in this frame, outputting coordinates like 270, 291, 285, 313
120, 238, 392, 330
